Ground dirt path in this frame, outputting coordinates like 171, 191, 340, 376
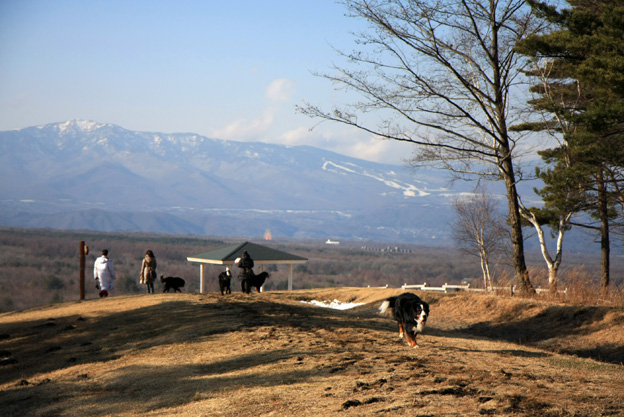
1, 289, 622, 416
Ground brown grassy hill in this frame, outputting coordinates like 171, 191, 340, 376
1, 288, 623, 416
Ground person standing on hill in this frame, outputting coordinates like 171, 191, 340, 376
93, 249, 117, 297
236, 250, 254, 293
140, 250, 157, 294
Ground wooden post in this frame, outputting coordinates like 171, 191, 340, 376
79, 241, 86, 300
288, 264, 293, 291
200, 263, 205, 294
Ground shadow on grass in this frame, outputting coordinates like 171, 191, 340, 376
428, 304, 623, 364
0, 295, 387, 415
0, 348, 335, 416
0, 294, 388, 385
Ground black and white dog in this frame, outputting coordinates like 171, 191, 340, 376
218, 270, 231, 295
379, 292, 429, 348
242, 271, 270, 294
160, 275, 185, 293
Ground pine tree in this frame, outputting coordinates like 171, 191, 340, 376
516, 0, 624, 291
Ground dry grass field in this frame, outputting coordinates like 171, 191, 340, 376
1, 287, 623, 416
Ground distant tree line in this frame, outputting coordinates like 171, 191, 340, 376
0, 228, 620, 313
0, 228, 493, 312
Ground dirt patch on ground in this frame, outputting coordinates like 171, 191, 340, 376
280, 287, 624, 363
0, 288, 622, 416
423, 291, 624, 364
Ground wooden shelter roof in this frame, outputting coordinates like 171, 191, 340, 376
187, 241, 308, 265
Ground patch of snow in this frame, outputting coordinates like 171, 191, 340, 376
322, 160, 357, 174
57, 120, 102, 134
76, 120, 102, 131
96, 137, 109, 146
322, 160, 430, 197
301, 299, 364, 310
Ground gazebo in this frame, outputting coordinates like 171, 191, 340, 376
186, 241, 308, 293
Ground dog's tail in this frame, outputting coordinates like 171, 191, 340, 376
379, 296, 397, 315
379, 300, 390, 314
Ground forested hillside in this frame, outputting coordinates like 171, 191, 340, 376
0, 227, 621, 313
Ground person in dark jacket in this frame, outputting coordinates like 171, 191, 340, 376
237, 250, 254, 293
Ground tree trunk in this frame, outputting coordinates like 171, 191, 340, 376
548, 266, 558, 294
502, 159, 534, 294
493, 14, 533, 294
597, 170, 610, 291
479, 253, 488, 292
479, 248, 492, 293
518, 203, 570, 296
484, 254, 493, 293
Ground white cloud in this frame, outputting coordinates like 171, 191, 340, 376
277, 125, 413, 165
344, 138, 413, 165
210, 79, 297, 141
265, 78, 296, 102
278, 127, 314, 146
211, 107, 277, 141
210, 77, 412, 165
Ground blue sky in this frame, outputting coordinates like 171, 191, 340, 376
0, 0, 412, 164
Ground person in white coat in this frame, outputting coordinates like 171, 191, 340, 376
94, 249, 117, 297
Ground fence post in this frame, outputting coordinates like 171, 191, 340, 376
79, 241, 86, 300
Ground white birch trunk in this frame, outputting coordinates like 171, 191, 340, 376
519, 199, 572, 293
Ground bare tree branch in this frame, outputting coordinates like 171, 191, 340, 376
298, 0, 547, 292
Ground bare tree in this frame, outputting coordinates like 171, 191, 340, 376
298, 0, 546, 293
452, 190, 507, 292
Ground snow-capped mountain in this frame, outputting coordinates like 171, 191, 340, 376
0, 120, 473, 243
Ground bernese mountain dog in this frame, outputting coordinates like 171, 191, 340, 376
242, 271, 270, 294
160, 275, 185, 293
379, 292, 429, 348
218, 270, 232, 295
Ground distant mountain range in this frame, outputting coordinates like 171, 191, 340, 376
0, 120, 521, 244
